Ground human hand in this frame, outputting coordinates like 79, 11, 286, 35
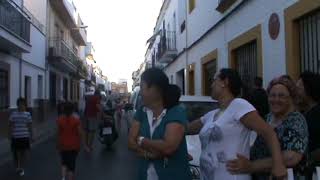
226, 154, 252, 174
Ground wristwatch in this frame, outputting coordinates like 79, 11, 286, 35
137, 136, 145, 146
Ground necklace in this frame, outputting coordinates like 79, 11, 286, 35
152, 111, 166, 126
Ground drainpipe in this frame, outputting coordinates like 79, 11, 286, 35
185, 0, 189, 95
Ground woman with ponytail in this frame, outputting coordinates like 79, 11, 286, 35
128, 68, 191, 180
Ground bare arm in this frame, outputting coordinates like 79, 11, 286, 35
228, 150, 303, 174
250, 151, 303, 173
141, 122, 185, 157
187, 119, 203, 135
27, 122, 33, 141
128, 120, 147, 157
231, 111, 287, 177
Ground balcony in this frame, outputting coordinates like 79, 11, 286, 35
216, 0, 237, 13
49, 0, 77, 29
71, 27, 86, 46
76, 60, 88, 79
48, 38, 79, 73
0, 0, 31, 53
71, 16, 87, 46
156, 31, 177, 63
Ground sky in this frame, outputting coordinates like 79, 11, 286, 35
74, 0, 163, 91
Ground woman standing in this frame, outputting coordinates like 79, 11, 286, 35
227, 75, 308, 180
188, 68, 287, 180
128, 68, 191, 180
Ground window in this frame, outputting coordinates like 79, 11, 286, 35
234, 41, 258, 90
229, 25, 262, 93
0, 69, 9, 109
189, 0, 196, 13
38, 75, 43, 99
24, 76, 31, 107
176, 69, 185, 95
298, 10, 320, 74
203, 60, 217, 96
50, 72, 57, 105
63, 78, 68, 101
188, 64, 195, 95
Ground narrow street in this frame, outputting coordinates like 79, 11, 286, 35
0, 119, 139, 180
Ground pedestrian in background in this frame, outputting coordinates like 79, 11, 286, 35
296, 71, 320, 179
57, 102, 87, 180
84, 90, 101, 152
9, 97, 33, 177
128, 68, 192, 180
247, 77, 269, 118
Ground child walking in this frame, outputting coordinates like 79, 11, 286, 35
57, 102, 87, 180
9, 97, 33, 176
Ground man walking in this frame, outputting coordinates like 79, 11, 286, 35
84, 90, 101, 152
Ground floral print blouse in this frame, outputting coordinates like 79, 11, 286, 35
250, 111, 309, 180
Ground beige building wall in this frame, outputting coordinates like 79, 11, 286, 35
47, 3, 78, 50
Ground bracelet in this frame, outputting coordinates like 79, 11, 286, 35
137, 136, 145, 146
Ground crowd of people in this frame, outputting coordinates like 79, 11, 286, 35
128, 67, 320, 180
7, 67, 320, 180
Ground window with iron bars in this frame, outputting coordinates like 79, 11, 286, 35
234, 40, 258, 92
299, 10, 320, 74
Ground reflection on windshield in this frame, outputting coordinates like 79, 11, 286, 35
180, 102, 218, 122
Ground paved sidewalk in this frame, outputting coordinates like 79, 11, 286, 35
0, 113, 58, 166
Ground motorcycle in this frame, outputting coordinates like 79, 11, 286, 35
98, 110, 118, 149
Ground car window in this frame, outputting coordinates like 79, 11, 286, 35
179, 101, 218, 122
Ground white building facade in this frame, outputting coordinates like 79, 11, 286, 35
46, 0, 87, 106
0, 0, 47, 110
147, 0, 319, 96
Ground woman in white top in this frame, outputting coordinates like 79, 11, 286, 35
187, 68, 287, 180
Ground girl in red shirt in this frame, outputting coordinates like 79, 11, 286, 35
57, 102, 87, 180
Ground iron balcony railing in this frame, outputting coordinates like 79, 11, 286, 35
156, 31, 177, 61
77, 60, 88, 79
0, 0, 30, 42
49, 38, 79, 68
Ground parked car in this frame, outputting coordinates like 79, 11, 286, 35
179, 96, 218, 179
125, 86, 142, 131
